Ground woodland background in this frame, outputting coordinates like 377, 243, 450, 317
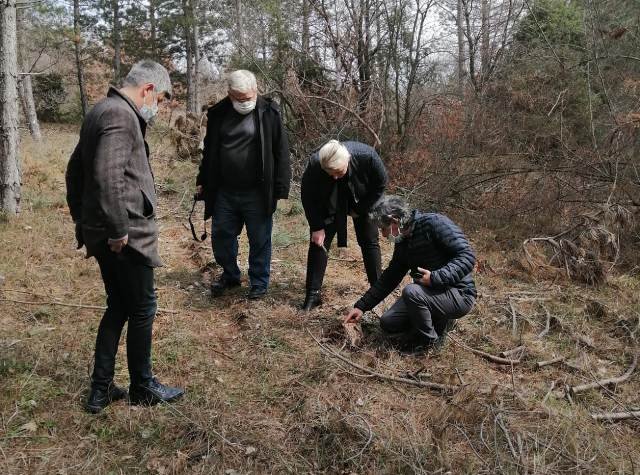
0, 0, 639, 473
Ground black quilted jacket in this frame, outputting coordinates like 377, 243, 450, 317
355, 211, 476, 311
301, 141, 387, 230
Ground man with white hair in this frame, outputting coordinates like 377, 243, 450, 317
196, 70, 291, 299
300, 140, 388, 311
66, 60, 184, 413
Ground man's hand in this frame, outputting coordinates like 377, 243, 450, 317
311, 229, 325, 248
108, 235, 128, 253
414, 267, 431, 286
195, 185, 203, 198
344, 307, 363, 324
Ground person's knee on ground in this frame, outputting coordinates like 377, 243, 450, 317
379, 310, 409, 335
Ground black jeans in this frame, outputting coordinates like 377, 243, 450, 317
380, 283, 475, 343
305, 215, 382, 291
92, 248, 157, 390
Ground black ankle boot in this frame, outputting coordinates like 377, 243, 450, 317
129, 377, 184, 406
302, 290, 322, 311
210, 277, 241, 297
85, 384, 128, 414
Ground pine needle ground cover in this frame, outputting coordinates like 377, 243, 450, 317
1, 126, 638, 474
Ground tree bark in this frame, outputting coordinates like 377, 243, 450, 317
401, 1, 429, 145
73, 0, 88, 117
481, 0, 490, 80
149, 0, 158, 59
17, 8, 41, 142
302, 0, 310, 54
0, 0, 21, 214
192, 0, 200, 113
18, 77, 41, 142
457, 0, 465, 95
183, 0, 194, 113
235, 0, 243, 53
112, 0, 122, 84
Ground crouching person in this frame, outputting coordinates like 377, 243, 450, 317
344, 195, 476, 353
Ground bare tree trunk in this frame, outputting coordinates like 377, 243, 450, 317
149, 0, 158, 59
17, 8, 41, 142
481, 0, 490, 80
401, 1, 429, 144
302, 0, 310, 54
463, 0, 478, 92
18, 77, 41, 142
112, 0, 122, 83
235, 0, 244, 52
0, 0, 21, 214
183, 0, 194, 112
457, 0, 465, 95
73, 0, 88, 117
192, 0, 200, 113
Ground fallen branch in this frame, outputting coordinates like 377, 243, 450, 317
0, 298, 178, 315
537, 308, 555, 339
569, 353, 638, 396
449, 336, 521, 365
508, 299, 518, 338
308, 329, 457, 393
328, 256, 362, 262
537, 311, 595, 348
591, 411, 640, 422
536, 356, 566, 368
500, 345, 526, 358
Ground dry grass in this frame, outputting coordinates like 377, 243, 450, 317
0, 125, 639, 474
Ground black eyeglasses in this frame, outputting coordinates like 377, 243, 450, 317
188, 196, 208, 242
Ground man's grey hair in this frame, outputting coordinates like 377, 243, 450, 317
369, 195, 413, 228
227, 70, 257, 93
123, 60, 172, 99
318, 139, 350, 172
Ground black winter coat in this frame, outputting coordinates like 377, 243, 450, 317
355, 211, 476, 311
196, 96, 291, 218
301, 141, 387, 243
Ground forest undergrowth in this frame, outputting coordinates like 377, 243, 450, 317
0, 125, 638, 474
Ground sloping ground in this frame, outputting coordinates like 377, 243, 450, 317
0, 125, 638, 474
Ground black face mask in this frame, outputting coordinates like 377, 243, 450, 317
188, 196, 208, 242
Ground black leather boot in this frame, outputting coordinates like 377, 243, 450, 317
302, 290, 322, 311
85, 384, 128, 414
129, 378, 185, 406
210, 277, 241, 297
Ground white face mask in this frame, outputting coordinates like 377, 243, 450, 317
232, 99, 256, 115
140, 89, 159, 123
387, 232, 403, 244
386, 224, 403, 244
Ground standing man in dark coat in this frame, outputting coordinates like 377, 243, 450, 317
301, 140, 388, 311
195, 70, 291, 300
344, 195, 477, 353
66, 60, 184, 413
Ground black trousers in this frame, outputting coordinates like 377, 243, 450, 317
92, 248, 156, 390
380, 283, 475, 343
305, 215, 382, 291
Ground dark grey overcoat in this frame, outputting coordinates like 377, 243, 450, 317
66, 87, 161, 267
